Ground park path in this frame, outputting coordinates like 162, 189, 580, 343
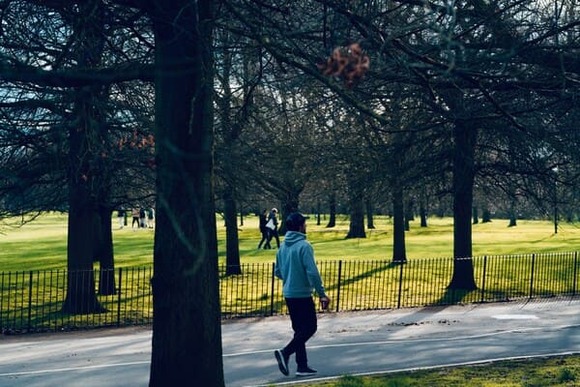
0, 299, 578, 386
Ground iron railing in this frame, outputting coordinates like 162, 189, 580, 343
1, 252, 579, 334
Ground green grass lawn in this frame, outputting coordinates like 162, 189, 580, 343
1, 213, 579, 385
297, 355, 580, 386
1, 212, 580, 271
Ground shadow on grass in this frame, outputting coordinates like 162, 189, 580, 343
325, 261, 402, 293
436, 287, 512, 305
436, 288, 478, 305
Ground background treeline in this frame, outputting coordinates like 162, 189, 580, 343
1, 1, 578, 257
1, 1, 577, 271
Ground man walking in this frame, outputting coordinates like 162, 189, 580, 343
274, 212, 330, 377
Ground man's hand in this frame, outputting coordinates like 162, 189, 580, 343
320, 296, 330, 310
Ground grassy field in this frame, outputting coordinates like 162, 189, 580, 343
1, 213, 580, 271
296, 355, 580, 386
1, 213, 579, 385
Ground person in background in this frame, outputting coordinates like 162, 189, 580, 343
147, 207, 155, 229
257, 209, 271, 249
131, 207, 140, 230
117, 208, 125, 229
266, 208, 280, 248
273, 212, 330, 377
139, 207, 146, 228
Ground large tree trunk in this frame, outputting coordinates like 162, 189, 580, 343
149, 2, 224, 386
62, 102, 106, 313
96, 206, 116, 295
63, 201, 105, 313
346, 182, 365, 238
448, 119, 477, 290
62, 1, 107, 314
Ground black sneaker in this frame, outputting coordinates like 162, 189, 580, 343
274, 349, 289, 376
296, 366, 317, 377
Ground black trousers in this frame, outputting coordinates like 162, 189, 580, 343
267, 229, 280, 248
258, 230, 271, 248
283, 297, 317, 368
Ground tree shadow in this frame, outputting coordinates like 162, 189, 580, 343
436, 287, 479, 305
325, 261, 401, 292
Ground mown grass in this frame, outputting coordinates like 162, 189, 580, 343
2, 213, 578, 328
2, 212, 580, 270
296, 355, 580, 387
2, 214, 579, 384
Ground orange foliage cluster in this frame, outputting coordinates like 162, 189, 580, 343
117, 131, 156, 169
118, 131, 155, 151
318, 43, 370, 88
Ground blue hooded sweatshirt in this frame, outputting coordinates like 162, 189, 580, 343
274, 231, 327, 298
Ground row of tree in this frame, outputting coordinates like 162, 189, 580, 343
0, 1, 578, 385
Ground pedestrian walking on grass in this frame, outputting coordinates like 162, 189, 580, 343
273, 212, 330, 377
117, 209, 125, 229
131, 208, 140, 230
257, 209, 271, 249
266, 208, 280, 248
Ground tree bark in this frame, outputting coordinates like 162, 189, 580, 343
62, 0, 107, 314
482, 208, 492, 223
448, 119, 477, 290
346, 182, 365, 238
224, 187, 241, 275
279, 187, 301, 234
419, 196, 428, 228
392, 184, 407, 263
97, 206, 116, 295
148, 1, 224, 386
62, 103, 106, 313
326, 192, 336, 228
366, 199, 375, 229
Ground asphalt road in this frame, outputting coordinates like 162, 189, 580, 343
0, 299, 579, 386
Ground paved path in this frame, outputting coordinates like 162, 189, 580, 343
0, 299, 579, 386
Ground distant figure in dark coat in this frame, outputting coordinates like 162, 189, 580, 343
266, 208, 280, 249
258, 209, 271, 249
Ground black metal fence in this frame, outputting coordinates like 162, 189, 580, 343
1, 252, 579, 334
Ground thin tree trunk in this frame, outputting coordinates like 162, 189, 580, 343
366, 199, 375, 229
326, 192, 336, 228
392, 184, 407, 263
448, 119, 477, 290
224, 187, 242, 275
419, 197, 428, 228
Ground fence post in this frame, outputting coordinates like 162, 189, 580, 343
529, 253, 536, 299
116, 268, 123, 327
270, 262, 276, 316
27, 271, 33, 332
573, 252, 578, 297
335, 260, 342, 312
480, 256, 487, 303
397, 261, 404, 309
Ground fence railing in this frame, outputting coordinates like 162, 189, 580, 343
1, 252, 579, 334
